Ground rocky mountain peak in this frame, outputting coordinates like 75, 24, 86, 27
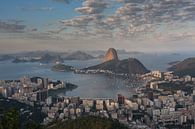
104, 48, 118, 62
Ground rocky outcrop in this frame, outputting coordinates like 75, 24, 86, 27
104, 48, 118, 62
84, 58, 149, 74
83, 48, 149, 75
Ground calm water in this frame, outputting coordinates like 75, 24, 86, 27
0, 52, 195, 98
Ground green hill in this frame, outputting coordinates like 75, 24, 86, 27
51, 64, 73, 72
46, 117, 129, 129
168, 57, 195, 76
84, 58, 149, 74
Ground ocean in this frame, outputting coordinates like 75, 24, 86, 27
0, 52, 194, 98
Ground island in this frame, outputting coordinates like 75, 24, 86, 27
51, 64, 74, 72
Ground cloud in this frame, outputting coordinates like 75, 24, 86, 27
117, 0, 145, 4
116, 3, 142, 15
75, 7, 101, 14
113, 0, 195, 38
52, 0, 83, 4
52, 0, 71, 4
27, 28, 38, 32
21, 7, 55, 11
156, 31, 195, 42
51, 0, 195, 41
0, 20, 26, 33
24, 32, 61, 40
75, 0, 109, 14
0, 0, 195, 53
60, 15, 94, 27
48, 27, 66, 34
6, 19, 25, 24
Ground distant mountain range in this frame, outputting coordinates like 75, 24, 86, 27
0, 49, 144, 63
12, 54, 64, 64
0, 51, 97, 63
12, 51, 95, 63
0, 55, 13, 61
64, 51, 95, 60
168, 57, 195, 76
50, 48, 149, 75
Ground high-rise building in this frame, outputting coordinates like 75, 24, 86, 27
193, 89, 195, 103
147, 91, 154, 101
20, 76, 31, 84
193, 89, 195, 95
0, 87, 7, 98
192, 124, 195, 129
70, 97, 80, 105
22, 87, 33, 94
118, 94, 125, 105
46, 96, 53, 105
37, 78, 43, 85
36, 89, 48, 102
96, 100, 104, 110
43, 78, 49, 89
193, 95, 195, 103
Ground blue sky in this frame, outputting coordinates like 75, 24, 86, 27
0, 0, 195, 53
0, 0, 80, 30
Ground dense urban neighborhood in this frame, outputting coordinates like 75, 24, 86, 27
0, 70, 195, 129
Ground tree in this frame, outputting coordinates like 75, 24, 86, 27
2, 108, 20, 129
0, 122, 3, 129
25, 120, 43, 129
46, 116, 129, 129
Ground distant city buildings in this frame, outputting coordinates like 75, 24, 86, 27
0, 76, 68, 104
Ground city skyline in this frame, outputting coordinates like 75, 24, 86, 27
0, 0, 195, 53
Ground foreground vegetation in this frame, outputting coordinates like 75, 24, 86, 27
46, 117, 129, 129
0, 108, 20, 129
0, 96, 45, 129
0, 106, 129, 129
